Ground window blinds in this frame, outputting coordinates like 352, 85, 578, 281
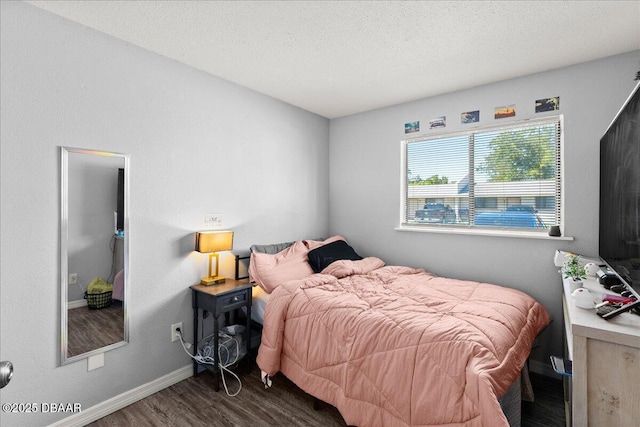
403, 117, 562, 231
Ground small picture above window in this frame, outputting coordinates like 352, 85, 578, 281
494, 105, 516, 119
405, 121, 420, 134
461, 110, 479, 124
429, 116, 446, 129
536, 96, 560, 113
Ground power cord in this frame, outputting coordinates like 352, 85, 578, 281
76, 278, 86, 294
176, 327, 242, 397
107, 234, 117, 284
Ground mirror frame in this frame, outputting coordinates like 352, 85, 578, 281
60, 147, 130, 365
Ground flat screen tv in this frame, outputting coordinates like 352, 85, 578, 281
599, 82, 640, 290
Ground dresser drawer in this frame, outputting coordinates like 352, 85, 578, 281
217, 289, 249, 312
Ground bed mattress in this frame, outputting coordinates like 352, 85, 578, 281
251, 285, 270, 325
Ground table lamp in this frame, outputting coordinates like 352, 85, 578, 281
195, 230, 234, 285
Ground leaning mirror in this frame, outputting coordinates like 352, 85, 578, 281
60, 147, 129, 365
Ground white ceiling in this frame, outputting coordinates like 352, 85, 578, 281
25, 1, 640, 118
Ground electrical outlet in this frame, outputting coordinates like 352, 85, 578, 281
69, 273, 78, 285
171, 322, 183, 342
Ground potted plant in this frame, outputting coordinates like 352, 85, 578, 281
563, 253, 586, 291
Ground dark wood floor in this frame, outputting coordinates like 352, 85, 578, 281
90, 358, 565, 427
90, 362, 346, 427
522, 372, 566, 427
68, 301, 124, 357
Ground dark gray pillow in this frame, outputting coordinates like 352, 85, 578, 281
250, 241, 295, 255
307, 240, 362, 273
250, 238, 326, 255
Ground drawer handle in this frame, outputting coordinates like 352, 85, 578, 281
231, 296, 239, 302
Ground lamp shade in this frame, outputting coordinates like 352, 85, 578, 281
195, 230, 233, 253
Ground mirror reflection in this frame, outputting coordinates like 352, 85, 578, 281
61, 147, 129, 365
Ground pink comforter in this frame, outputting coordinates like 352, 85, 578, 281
257, 257, 550, 427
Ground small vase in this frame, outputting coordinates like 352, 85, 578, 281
569, 278, 583, 292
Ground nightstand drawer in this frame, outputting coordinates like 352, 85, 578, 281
217, 289, 249, 311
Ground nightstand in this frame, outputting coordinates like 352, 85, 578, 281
191, 279, 252, 392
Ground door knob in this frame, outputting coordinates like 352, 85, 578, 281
0, 361, 13, 389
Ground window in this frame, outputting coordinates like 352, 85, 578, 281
536, 196, 554, 209
402, 116, 562, 231
476, 197, 498, 209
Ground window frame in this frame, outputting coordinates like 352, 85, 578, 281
400, 115, 564, 237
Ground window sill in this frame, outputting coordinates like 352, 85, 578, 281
395, 225, 574, 241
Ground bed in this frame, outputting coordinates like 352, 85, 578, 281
112, 269, 124, 302
247, 236, 550, 427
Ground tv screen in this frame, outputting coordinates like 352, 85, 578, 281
599, 82, 640, 288
116, 167, 124, 232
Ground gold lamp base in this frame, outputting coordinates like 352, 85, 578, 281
200, 276, 226, 286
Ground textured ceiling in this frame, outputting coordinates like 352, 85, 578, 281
25, 1, 640, 118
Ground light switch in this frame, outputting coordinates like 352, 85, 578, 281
205, 213, 223, 227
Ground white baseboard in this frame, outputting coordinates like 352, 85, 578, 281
48, 365, 192, 427
68, 299, 87, 309
528, 358, 556, 378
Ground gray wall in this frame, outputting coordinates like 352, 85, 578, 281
0, 2, 328, 425
329, 50, 640, 373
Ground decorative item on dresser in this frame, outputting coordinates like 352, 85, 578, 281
583, 262, 600, 278
562, 253, 587, 292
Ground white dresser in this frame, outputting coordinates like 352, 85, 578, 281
562, 275, 640, 426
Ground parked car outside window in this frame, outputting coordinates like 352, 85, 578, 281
474, 211, 546, 228
506, 205, 537, 213
414, 203, 457, 224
